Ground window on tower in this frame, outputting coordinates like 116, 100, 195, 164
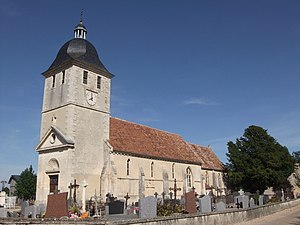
62, 70, 65, 84
52, 75, 56, 88
151, 162, 154, 177
83, 71, 88, 84
97, 76, 101, 89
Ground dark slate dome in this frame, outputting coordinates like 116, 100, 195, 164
48, 38, 109, 73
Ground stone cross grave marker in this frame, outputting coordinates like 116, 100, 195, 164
238, 189, 244, 196
72, 179, 79, 203
92, 190, 101, 216
139, 196, 157, 219
124, 193, 130, 208
169, 179, 181, 209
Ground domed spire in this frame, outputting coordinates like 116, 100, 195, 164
74, 11, 87, 39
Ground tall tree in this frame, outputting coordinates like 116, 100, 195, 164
226, 125, 294, 194
15, 165, 37, 200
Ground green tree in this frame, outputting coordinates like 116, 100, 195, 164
15, 165, 37, 200
226, 125, 294, 194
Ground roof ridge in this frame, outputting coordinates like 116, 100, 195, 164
110, 117, 183, 138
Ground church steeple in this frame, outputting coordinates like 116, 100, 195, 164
74, 18, 87, 39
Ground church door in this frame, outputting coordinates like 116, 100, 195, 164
49, 175, 59, 194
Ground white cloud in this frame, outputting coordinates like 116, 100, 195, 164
183, 98, 220, 106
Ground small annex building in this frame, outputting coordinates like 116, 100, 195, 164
35, 19, 225, 207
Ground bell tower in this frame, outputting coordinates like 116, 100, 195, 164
35, 19, 113, 206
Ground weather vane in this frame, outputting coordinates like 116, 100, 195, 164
80, 9, 84, 22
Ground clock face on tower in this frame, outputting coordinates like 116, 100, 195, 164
86, 90, 97, 106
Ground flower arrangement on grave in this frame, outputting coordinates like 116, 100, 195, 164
157, 203, 182, 216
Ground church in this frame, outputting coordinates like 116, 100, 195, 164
35, 19, 225, 207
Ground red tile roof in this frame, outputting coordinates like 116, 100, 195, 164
109, 117, 224, 171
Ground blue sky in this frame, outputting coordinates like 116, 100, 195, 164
1, 0, 300, 183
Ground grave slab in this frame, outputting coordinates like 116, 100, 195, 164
215, 201, 226, 212
184, 191, 197, 214
139, 196, 157, 219
199, 195, 212, 213
45, 192, 68, 218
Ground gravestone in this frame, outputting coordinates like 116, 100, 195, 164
184, 191, 197, 214
139, 196, 157, 219
225, 194, 234, 205
25, 205, 38, 218
45, 192, 68, 218
0, 208, 7, 218
234, 194, 249, 209
38, 204, 46, 216
6, 196, 17, 209
281, 189, 285, 202
0, 191, 6, 207
199, 195, 212, 213
215, 201, 226, 212
249, 198, 255, 208
263, 195, 269, 204
21, 201, 29, 217
258, 195, 264, 206
109, 200, 124, 214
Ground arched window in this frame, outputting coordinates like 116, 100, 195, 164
205, 171, 209, 185
172, 163, 175, 179
186, 167, 193, 188
126, 159, 130, 176
151, 162, 154, 177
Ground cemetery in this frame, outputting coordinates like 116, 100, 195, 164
1, 180, 300, 225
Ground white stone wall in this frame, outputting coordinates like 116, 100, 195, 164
111, 153, 208, 203
36, 65, 111, 206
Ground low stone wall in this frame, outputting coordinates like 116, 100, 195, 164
1, 199, 300, 225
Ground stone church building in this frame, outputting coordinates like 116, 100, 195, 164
35, 20, 225, 206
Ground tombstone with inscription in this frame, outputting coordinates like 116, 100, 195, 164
45, 192, 68, 218
249, 198, 255, 208
199, 195, 212, 213
215, 201, 226, 212
139, 196, 157, 219
184, 191, 197, 214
